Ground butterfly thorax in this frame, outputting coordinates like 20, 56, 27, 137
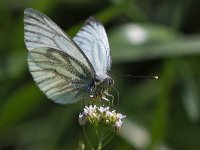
89, 76, 114, 101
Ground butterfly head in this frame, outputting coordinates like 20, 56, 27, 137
95, 73, 114, 90
102, 77, 114, 90
90, 76, 114, 100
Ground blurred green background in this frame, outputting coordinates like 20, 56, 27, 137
0, 0, 200, 149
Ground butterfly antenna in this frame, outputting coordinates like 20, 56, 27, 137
122, 75, 158, 79
111, 74, 158, 80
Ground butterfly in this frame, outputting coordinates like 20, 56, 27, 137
24, 8, 114, 104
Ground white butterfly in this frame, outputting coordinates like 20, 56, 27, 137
24, 8, 114, 104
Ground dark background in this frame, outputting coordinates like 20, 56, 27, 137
0, 0, 200, 149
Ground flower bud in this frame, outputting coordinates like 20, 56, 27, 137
78, 113, 86, 126
115, 120, 123, 131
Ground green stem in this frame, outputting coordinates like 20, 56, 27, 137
101, 132, 115, 149
97, 133, 103, 150
102, 130, 112, 141
82, 126, 94, 150
96, 128, 105, 150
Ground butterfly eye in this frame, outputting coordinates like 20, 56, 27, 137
104, 78, 114, 86
109, 78, 114, 86
90, 81, 97, 92
90, 86, 95, 92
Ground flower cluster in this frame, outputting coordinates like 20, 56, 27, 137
78, 105, 126, 131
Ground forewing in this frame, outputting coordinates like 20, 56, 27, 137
73, 17, 111, 76
24, 8, 94, 73
28, 48, 93, 104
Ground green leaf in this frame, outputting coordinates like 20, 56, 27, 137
0, 82, 44, 133
109, 23, 200, 63
179, 60, 200, 122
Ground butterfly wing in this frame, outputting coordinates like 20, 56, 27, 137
28, 47, 93, 104
24, 8, 95, 104
73, 17, 111, 78
24, 8, 93, 72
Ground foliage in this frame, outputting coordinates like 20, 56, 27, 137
0, 0, 200, 149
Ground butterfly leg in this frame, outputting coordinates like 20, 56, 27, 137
104, 92, 114, 108
102, 96, 110, 101
102, 96, 110, 106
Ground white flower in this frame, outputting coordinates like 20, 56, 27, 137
105, 110, 113, 118
111, 110, 116, 113
83, 105, 97, 116
116, 113, 126, 120
98, 106, 110, 113
89, 105, 97, 111
78, 105, 126, 131
115, 120, 123, 131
